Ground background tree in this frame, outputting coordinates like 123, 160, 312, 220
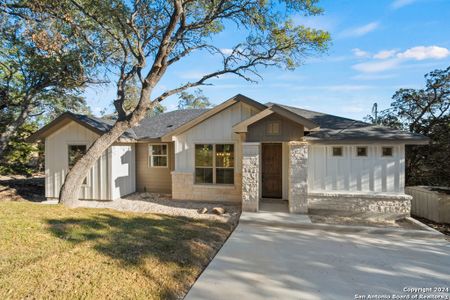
365, 66, 450, 186
178, 89, 212, 109
0, 10, 95, 174
5, 0, 330, 205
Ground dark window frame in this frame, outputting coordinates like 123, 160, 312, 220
68, 144, 88, 185
356, 146, 368, 157
195, 143, 235, 185
332, 146, 343, 157
382, 146, 394, 157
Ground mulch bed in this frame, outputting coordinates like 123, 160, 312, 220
413, 216, 450, 236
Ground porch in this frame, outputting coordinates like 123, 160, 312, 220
241, 141, 309, 213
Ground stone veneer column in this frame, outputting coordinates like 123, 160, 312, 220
242, 143, 260, 212
288, 141, 309, 213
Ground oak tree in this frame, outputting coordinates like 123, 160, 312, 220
6, 0, 330, 205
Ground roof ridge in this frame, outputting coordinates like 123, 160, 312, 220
272, 102, 370, 125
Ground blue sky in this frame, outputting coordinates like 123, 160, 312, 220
84, 0, 450, 121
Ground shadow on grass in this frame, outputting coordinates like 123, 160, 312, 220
47, 213, 229, 265
46, 213, 231, 298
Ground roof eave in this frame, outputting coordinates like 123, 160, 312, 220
27, 112, 104, 142
304, 136, 430, 145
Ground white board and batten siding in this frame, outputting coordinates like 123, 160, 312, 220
174, 102, 260, 172
45, 121, 136, 200
308, 144, 405, 194
110, 144, 136, 199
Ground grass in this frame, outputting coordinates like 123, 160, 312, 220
0, 202, 234, 299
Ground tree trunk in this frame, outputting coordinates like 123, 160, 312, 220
0, 104, 32, 157
59, 87, 152, 206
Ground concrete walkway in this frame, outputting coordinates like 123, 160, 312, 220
186, 222, 450, 300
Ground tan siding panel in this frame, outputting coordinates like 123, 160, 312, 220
136, 143, 173, 193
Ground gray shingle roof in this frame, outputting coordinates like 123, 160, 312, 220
132, 109, 209, 139
55, 98, 427, 144
69, 113, 138, 139
68, 109, 209, 140
273, 103, 429, 143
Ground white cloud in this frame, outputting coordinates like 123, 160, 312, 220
352, 59, 401, 73
352, 48, 370, 58
391, 0, 416, 9
352, 45, 450, 73
352, 73, 396, 81
220, 48, 234, 55
339, 22, 380, 38
373, 49, 398, 59
396, 46, 450, 60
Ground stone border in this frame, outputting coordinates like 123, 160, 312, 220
240, 213, 445, 239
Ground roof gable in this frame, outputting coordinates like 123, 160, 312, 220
160, 94, 266, 142
232, 104, 320, 133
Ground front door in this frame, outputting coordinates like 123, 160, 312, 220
262, 143, 282, 198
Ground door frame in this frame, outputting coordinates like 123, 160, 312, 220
261, 142, 283, 199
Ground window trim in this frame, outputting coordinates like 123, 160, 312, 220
148, 143, 169, 168
356, 146, 368, 157
381, 146, 394, 157
67, 143, 88, 186
331, 146, 343, 157
194, 143, 235, 185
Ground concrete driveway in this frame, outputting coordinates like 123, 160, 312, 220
186, 223, 450, 300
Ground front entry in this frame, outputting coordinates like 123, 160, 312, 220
261, 143, 282, 198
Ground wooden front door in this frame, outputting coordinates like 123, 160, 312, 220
262, 143, 282, 198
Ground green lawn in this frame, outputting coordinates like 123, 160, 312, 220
0, 202, 233, 299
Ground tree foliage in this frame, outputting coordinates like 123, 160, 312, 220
0, 9, 95, 174
178, 89, 212, 109
3, 0, 331, 203
365, 66, 450, 186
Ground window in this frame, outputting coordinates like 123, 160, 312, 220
266, 121, 280, 135
149, 144, 168, 167
216, 144, 234, 184
68, 145, 87, 184
332, 147, 343, 157
382, 147, 393, 157
356, 147, 368, 157
195, 144, 234, 184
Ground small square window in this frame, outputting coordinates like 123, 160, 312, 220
266, 122, 280, 135
332, 147, 343, 157
149, 144, 168, 167
357, 147, 368, 157
382, 147, 393, 157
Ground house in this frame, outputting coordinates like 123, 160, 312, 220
29, 94, 428, 218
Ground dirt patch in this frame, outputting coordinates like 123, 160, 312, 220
0, 174, 45, 202
413, 216, 450, 236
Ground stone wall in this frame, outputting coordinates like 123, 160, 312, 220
288, 141, 308, 213
241, 143, 260, 212
308, 192, 412, 220
171, 172, 242, 202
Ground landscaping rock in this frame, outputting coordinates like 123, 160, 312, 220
198, 207, 208, 214
212, 207, 226, 215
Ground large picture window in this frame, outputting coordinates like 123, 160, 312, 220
149, 144, 168, 167
195, 144, 234, 184
68, 145, 87, 184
